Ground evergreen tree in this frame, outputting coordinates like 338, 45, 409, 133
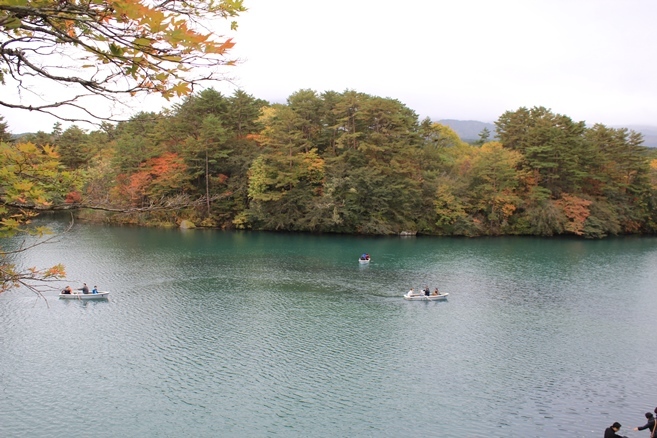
0, 115, 11, 143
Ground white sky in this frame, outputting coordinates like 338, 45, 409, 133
3, 0, 657, 133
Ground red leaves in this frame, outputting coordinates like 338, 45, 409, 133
65, 191, 82, 204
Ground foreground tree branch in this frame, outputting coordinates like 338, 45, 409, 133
0, 0, 245, 123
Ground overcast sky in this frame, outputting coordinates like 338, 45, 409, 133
4, 0, 657, 133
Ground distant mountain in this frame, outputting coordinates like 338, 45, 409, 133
438, 119, 657, 148
436, 119, 497, 143
618, 125, 657, 148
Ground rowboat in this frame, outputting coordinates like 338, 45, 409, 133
59, 291, 110, 300
358, 258, 370, 265
404, 292, 449, 301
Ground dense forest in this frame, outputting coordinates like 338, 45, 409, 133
3, 88, 657, 239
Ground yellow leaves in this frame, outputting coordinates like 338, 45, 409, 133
41, 144, 60, 158
649, 159, 657, 189
160, 55, 182, 63
133, 37, 153, 48
140, 8, 166, 33
2, 16, 22, 30
109, 0, 147, 21
160, 82, 191, 100
0, 141, 72, 211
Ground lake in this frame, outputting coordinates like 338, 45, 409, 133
1, 219, 656, 437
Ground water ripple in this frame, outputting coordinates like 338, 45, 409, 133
2, 225, 657, 437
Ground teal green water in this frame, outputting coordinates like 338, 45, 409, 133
1, 220, 657, 437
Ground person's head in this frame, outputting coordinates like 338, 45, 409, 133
612, 422, 621, 431
646, 412, 654, 420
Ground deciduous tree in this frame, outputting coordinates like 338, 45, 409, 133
0, 141, 82, 292
0, 0, 245, 122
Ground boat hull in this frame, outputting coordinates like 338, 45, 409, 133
403, 293, 448, 301
59, 292, 110, 300
358, 259, 370, 264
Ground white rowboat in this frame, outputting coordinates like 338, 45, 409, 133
403, 292, 449, 301
59, 291, 110, 300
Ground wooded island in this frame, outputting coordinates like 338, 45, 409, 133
2, 88, 657, 239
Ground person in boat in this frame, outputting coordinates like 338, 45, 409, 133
92, 286, 98, 294
432, 288, 439, 296
365, 253, 370, 260
633, 412, 655, 434
604, 422, 627, 438
78, 283, 90, 294
62, 286, 73, 294
423, 286, 430, 296
407, 288, 415, 297
360, 253, 368, 260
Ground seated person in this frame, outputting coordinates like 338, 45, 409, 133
92, 286, 98, 294
407, 288, 415, 297
62, 286, 73, 294
423, 286, 430, 296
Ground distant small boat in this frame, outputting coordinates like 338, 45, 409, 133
403, 292, 448, 301
399, 231, 417, 236
59, 291, 110, 300
358, 258, 370, 265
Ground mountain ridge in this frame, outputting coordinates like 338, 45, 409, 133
437, 119, 657, 148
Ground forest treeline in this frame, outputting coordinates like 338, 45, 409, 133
4, 88, 657, 238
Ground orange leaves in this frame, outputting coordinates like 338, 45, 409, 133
65, 191, 82, 204
117, 152, 190, 205
90, 0, 238, 91
500, 202, 517, 218
43, 264, 67, 279
147, 152, 187, 177
206, 38, 236, 55
125, 170, 152, 205
64, 20, 76, 38
245, 133, 263, 143
555, 193, 592, 235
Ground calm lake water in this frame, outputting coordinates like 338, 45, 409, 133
1, 219, 657, 437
